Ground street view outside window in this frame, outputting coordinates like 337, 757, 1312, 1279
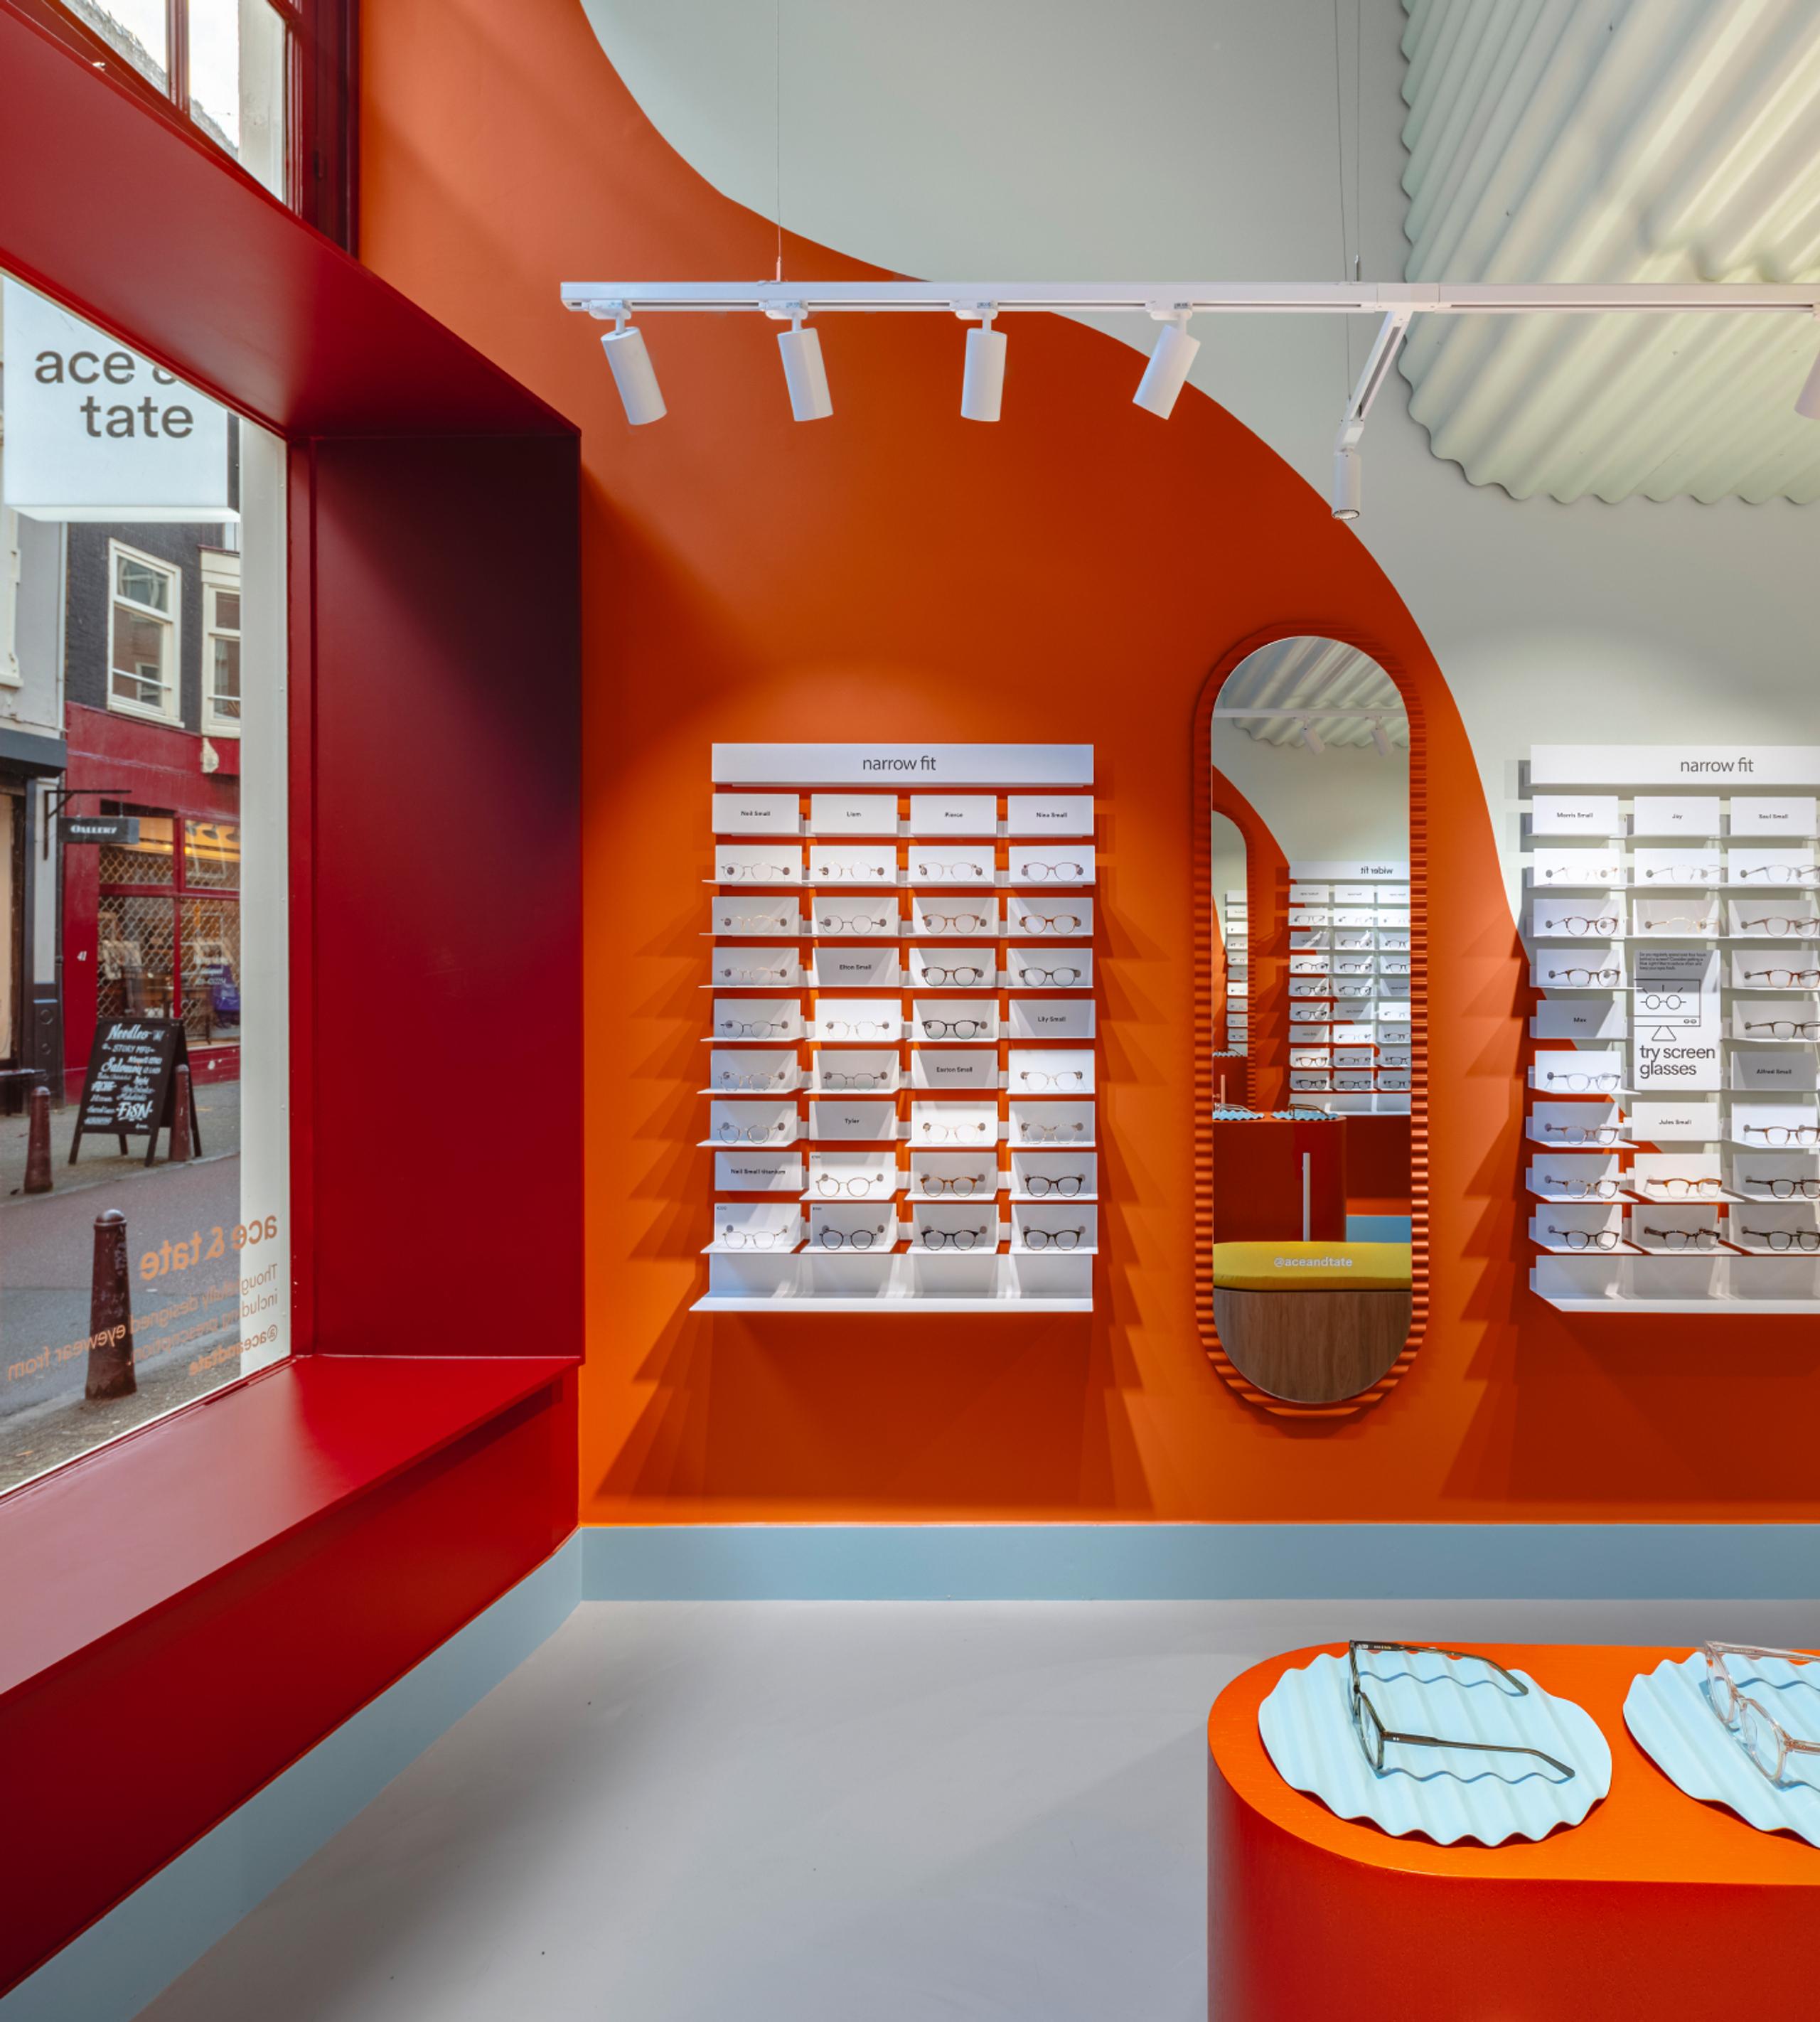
0, 276, 289, 1493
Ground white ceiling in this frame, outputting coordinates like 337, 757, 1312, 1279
1216, 637, 1408, 752
1400, 0, 1820, 503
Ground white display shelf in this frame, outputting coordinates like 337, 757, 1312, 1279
698, 1135, 804, 1150
1531, 1282, 1820, 1315
1007, 1189, 1098, 1203
715, 823, 1101, 845
703, 925, 811, 939
699, 975, 807, 990
691, 1294, 1095, 1312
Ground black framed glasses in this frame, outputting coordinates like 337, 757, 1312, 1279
1543, 1071, 1620, 1091
816, 1225, 887, 1250
1745, 1020, 1820, 1039
922, 1017, 990, 1038
919, 1173, 989, 1196
1546, 1224, 1620, 1250
1543, 1123, 1622, 1145
1544, 1173, 1620, 1199
1647, 1176, 1723, 1197
1022, 1226, 1084, 1251
1642, 1225, 1720, 1250
1015, 966, 1084, 986
1744, 1125, 1820, 1145
1747, 1176, 1820, 1199
1742, 1226, 1820, 1251
921, 1226, 990, 1250
1017, 861, 1086, 881
1547, 967, 1621, 986
1025, 1173, 1085, 1197
1541, 914, 1620, 935
1743, 969, 1820, 988
1347, 1642, 1575, 1782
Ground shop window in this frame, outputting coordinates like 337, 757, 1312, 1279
202, 552, 242, 734
107, 540, 181, 722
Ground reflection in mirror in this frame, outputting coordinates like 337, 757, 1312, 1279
1206, 637, 1415, 1405
1211, 813, 1248, 1108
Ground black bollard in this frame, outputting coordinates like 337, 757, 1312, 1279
85, 1209, 136, 1401
23, 1085, 53, 1195
168, 1064, 193, 1165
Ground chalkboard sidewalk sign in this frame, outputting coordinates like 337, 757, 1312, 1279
68, 1017, 203, 1167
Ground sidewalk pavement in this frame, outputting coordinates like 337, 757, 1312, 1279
1, 1077, 242, 1199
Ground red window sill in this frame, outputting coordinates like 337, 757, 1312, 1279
0, 1354, 577, 1700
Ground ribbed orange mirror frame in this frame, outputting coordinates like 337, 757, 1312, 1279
1192, 627, 1430, 1418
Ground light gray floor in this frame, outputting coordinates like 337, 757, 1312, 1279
139, 1598, 1820, 2022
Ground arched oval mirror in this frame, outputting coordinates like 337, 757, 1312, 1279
1201, 636, 1418, 1407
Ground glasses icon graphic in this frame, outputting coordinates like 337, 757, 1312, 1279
1547, 1225, 1620, 1250
1548, 968, 1620, 985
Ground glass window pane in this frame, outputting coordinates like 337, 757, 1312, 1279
110, 604, 169, 708
99, 811, 176, 887
84, 0, 169, 92
117, 556, 170, 611
212, 636, 242, 717
188, 0, 289, 199
185, 820, 241, 889
214, 590, 241, 631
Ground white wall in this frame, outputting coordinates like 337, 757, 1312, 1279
582, 0, 1820, 916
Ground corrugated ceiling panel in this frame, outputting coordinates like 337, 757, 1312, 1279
1218, 637, 1407, 750
1399, 0, 1820, 502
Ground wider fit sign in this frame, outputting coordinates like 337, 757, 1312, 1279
1, 279, 235, 522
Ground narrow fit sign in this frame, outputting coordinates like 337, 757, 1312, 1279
0, 278, 234, 521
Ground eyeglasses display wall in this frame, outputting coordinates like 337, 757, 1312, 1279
700, 744, 1098, 1312
1221, 886, 1248, 1057
1523, 745, 1820, 1312
1277, 859, 1413, 1114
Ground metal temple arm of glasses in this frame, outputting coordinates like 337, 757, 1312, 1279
1374, 1726, 1576, 1780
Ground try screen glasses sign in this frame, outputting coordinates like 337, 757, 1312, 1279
1, 278, 235, 522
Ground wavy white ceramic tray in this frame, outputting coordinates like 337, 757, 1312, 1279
1258, 1649, 1611, 1844
1625, 1652, 1820, 1846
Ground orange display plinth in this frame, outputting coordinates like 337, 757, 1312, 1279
1209, 1644, 1819, 2021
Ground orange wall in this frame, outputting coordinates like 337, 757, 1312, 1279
360, 0, 1820, 1521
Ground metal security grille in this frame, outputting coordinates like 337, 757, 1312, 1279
181, 897, 242, 1040
97, 808, 240, 1043
97, 815, 175, 887
97, 892, 178, 1022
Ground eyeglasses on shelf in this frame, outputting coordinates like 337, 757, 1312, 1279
1746, 1175, 1820, 1199
1543, 1123, 1622, 1145
1641, 865, 1716, 882
1740, 916, 1820, 935
1543, 915, 1620, 934
922, 911, 995, 934
720, 863, 796, 882
1018, 1069, 1086, 1089
719, 1019, 793, 1037
719, 911, 790, 931
715, 1069, 789, 1092
823, 1019, 895, 1039
1743, 1125, 1820, 1146
719, 965, 792, 983
720, 1226, 794, 1249
922, 965, 989, 985
915, 861, 990, 880
1015, 912, 1084, 934
919, 1174, 990, 1195
919, 1120, 992, 1141
920, 1226, 990, 1250
1015, 966, 1084, 986
815, 1226, 887, 1250
1738, 865, 1820, 884
715, 1120, 789, 1143
1647, 1176, 1723, 1197
821, 1069, 889, 1091
1024, 1173, 1086, 1197
1637, 916, 1713, 934
1642, 1225, 1720, 1250
1745, 1020, 1820, 1039
1016, 862, 1086, 881
1020, 1119, 1086, 1140
815, 1174, 881, 1197
922, 1018, 990, 1038
1546, 1224, 1620, 1249
1742, 969, 1820, 988
1543, 1071, 1620, 1091
1741, 1226, 1820, 1251
819, 912, 896, 932
1022, 1227, 1085, 1251
1347, 1642, 1575, 1782
1701, 1642, 1820, 1788
1547, 967, 1621, 986
1545, 1174, 1620, 1199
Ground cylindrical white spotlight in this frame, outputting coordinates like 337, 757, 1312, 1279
1132, 316, 1201, 419
777, 317, 833, 422
961, 323, 1007, 422
1299, 717, 1325, 755
1797, 344, 1820, 420
1332, 444, 1362, 520
1371, 718, 1393, 760
600, 323, 666, 426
